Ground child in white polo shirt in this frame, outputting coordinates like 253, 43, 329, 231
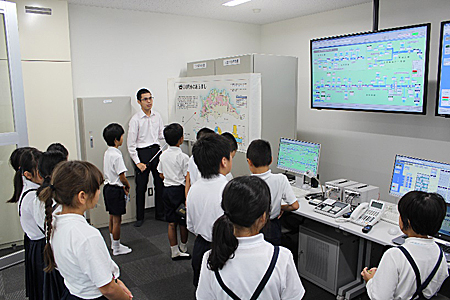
247, 139, 299, 246
41, 161, 132, 300
157, 123, 191, 260
221, 132, 237, 181
102, 123, 131, 256
197, 176, 305, 299
362, 191, 448, 299
186, 134, 232, 287
185, 127, 216, 196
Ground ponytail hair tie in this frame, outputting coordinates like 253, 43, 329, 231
50, 184, 56, 191
224, 211, 231, 218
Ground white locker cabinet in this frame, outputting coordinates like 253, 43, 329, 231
298, 225, 358, 295
187, 54, 297, 176
77, 96, 137, 227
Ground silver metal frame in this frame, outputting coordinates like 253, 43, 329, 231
0, 1, 28, 148
0, 1, 28, 268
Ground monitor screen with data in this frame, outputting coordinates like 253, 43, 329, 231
389, 155, 450, 203
311, 23, 430, 114
277, 138, 321, 177
436, 21, 450, 116
436, 204, 450, 241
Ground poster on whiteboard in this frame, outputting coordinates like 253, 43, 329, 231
168, 73, 261, 152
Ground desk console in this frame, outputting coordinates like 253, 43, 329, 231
314, 199, 351, 218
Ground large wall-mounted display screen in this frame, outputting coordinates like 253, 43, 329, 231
436, 21, 450, 117
311, 24, 430, 114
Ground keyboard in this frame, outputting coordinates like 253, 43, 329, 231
291, 186, 308, 199
440, 244, 450, 253
381, 203, 399, 225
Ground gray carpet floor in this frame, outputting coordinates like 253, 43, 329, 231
0, 208, 369, 299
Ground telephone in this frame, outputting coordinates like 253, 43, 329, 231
350, 199, 385, 226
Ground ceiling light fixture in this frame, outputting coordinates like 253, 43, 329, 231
222, 0, 252, 7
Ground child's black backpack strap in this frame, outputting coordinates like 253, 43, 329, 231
214, 245, 280, 300
18, 189, 38, 217
398, 245, 444, 300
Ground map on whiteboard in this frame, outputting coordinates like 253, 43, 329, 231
168, 74, 261, 152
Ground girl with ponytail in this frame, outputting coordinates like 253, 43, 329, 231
7, 147, 43, 299
197, 176, 305, 300
41, 161, 132, 300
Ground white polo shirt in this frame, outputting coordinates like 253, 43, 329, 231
252, 170, 298, 219
103, 147, 127, 187
197, 233, 305, 300
19, 179, 44, 240
366, 237, 449, 300
127, 109, 164, 165
186, 174, 228, 242
157, 146, 189, 187
52, 213, 120, 299
187, 156, 201, 185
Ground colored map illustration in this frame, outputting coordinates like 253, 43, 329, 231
200, 89, 240, 120
168, 74, 261, 152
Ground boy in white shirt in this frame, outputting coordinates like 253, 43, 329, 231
221, 132, 237, 181
247, 139, 299, 246
157, 123, 191, 260
102, 123, 131, 256
185, 127, 215, 196
186, 134, 232, 287
362, 191, 448, 299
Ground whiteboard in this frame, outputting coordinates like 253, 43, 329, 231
168, 73, 262, 152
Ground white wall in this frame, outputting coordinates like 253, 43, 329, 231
11, 0, 77, 156
68, 4, 261, 130
261, 0, 450, 202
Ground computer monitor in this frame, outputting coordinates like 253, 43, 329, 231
277, 138, 321, 177
436, 20, 450, 117
389, 155, 450, 203
311, 23, 430, 114
435, 204, 450, 243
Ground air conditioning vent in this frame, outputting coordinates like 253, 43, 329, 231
25, 6, 52, 15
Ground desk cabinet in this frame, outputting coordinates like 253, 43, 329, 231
298, 225, 358, 295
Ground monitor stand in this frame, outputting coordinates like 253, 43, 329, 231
295, 175, 311, 190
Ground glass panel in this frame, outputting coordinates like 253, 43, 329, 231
0, 13, 15, 134
0, 144, 24, 248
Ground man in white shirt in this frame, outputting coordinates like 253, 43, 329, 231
186, 134, 232, 287
127, 88, 165, 226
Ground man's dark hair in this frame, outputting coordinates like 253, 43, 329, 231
46, 143, 68, 159
246, 139, 272, 168
103, 123, 125, 147
398, 191, 447, 236
192, 134, 230, 179
164, 123, 183, 146
222, 132, 237, 152
196, 127, 215, 140
136, 88, 151, 101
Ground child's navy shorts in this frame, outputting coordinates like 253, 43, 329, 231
103, 184, 126, 216
162, 185, 186, 225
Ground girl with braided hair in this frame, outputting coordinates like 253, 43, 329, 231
40, 161, 132, 300
36, 151, 66, 299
